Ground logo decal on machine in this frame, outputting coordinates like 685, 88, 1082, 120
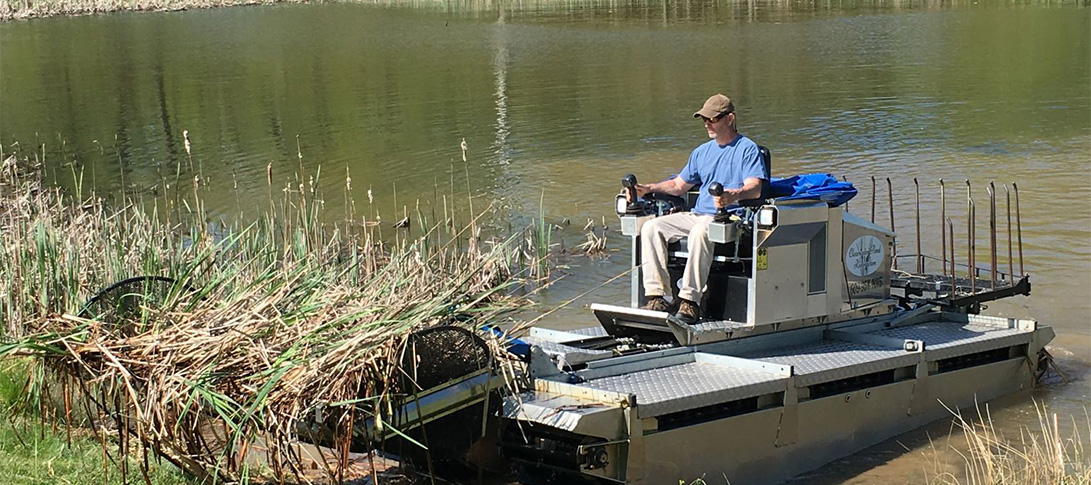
845, 235, 883, 277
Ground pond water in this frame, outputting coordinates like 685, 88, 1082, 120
1, 1, 1089, 482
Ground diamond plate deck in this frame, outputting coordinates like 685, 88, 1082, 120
567, 326, 609, 337
736, 339, 920, 387
522, 336, 613, 366
870, 319, 1032, 361
579, 361, 787, 418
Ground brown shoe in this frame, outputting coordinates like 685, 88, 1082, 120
640, 296, 675, 313
669, 299, 700, 325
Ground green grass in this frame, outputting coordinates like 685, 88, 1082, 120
0, 359, 197, 485
0, 413, 197, 485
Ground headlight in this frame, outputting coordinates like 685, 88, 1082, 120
615, 194, 629, 216
757, 206, 777, 228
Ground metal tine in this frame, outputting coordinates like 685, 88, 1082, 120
969, 197, 976, 295
966, 180, 974, 294
871, 176, 876, 223
887, 177, 896, 270
1005, 185, 1014, 281
914, 178, 922, 273
1014, 182, 1024, 276
948, 217, 956, 297
940, 179, 947, 278
842, 176, 849, 212
987, 181, 997, 291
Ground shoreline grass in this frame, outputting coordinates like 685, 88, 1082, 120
0, 0, 330, 21
927, 402, 1091, 485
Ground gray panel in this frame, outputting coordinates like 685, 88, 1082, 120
870, 321, 1032, 361
579, 362, 787, 417
566, 326, 610, 337
808, 224, 827, 294
763, 222, 827, 248
736, 339, 919, 387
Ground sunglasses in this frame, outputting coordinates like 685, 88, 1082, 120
700, 111, 733, 124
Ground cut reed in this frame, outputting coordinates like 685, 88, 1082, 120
0, 142, 544, 484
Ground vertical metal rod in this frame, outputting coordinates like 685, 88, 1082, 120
1005, 185, 1014, 281
870, 176, 876, 223
887, 177, 896, 270
969, 198, 976, 295
965, 181, 972, 288
987, 182, 997, 291
1014, 182, 1024, 276
948, 218, 956, 297
914, 177, 922, 273
940, 179, 947, 277
842, 176, 850, 212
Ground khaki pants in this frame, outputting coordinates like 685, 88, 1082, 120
640, 212, 725, 304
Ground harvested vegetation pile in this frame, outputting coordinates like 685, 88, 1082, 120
0, 150, 536, 483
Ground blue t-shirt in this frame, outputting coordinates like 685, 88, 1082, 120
679, 135, 767, 215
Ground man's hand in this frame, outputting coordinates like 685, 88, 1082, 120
714, 192, 732, 208
713, 177, 763, 208
628, 176, 693, 202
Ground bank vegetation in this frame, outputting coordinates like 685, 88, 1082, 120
0, 143, 545, 483
928, 402, 1090, 485
0, 0, 323, 20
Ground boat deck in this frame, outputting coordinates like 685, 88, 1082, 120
528, 312, 1038, 418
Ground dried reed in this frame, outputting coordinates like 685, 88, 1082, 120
928, 401, 1091, 485
0, 144, 540, 484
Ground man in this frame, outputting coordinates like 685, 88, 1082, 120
631, 94, 767, 325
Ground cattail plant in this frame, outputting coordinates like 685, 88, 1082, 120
0, 143, 550, 484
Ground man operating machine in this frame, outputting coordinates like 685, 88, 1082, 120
629, 93, 768, 325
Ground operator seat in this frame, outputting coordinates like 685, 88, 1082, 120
667, 145, 772, 260
658, 145, 771, 321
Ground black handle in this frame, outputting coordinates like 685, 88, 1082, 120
622, 174, 638, 202
707, 182, 729, 221
707, 182, 723, 197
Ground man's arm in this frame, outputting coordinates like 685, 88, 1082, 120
714, 177, 763, 208
634, 175, 693, 198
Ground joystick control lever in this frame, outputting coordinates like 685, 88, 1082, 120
622, 174, 638, 201
621, 174, 642, 214
707, 182, 730, 222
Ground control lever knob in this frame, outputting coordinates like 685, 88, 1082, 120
624, 174, 637, 208
707, 182, 730, 222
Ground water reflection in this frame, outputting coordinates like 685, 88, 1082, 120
493, 17, 512, 165
0, 2, 1088, 481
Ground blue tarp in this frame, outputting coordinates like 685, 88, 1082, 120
769, 173, 857, 207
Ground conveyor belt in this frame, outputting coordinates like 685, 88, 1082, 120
521, 336, 613, 366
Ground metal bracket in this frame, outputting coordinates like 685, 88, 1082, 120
529, 345, 563, 379
776, 376, 798, 447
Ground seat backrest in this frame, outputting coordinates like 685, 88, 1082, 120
758, 145, 772, 197
737, 145, 772, 207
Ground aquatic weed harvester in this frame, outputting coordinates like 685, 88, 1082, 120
368, 146, 1051, 485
